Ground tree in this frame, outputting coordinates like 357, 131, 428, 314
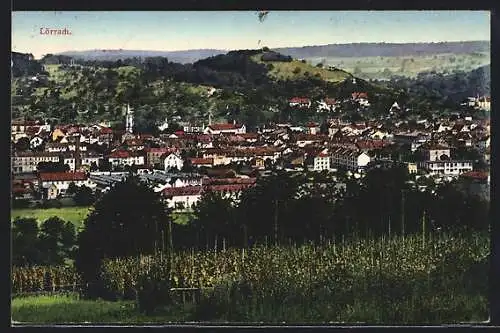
15, 137, 31, 151
74, 185, 95, 206
12, 217, 41, 266
67, 182, 78, 195
237, 171, 300, 246
192, 190, 236, 250
75, 175, 171, 298
38, 216, 76, 265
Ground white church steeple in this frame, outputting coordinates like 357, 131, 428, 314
125, 103, 134, 133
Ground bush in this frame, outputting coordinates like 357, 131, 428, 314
12, 198, 31, 209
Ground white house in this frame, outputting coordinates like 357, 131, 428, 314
204, 123, 246, 135
163, 152, 184, 171
330, 147, 371, 172
423, 144, 451, 162
39, 171, 97, 199
313, 152, 330, 171
162, 186, 203, 210
29, 136, 44, 150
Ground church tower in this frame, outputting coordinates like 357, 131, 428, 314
125, 104, 134, 133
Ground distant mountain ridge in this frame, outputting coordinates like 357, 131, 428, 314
54, 41, 490, 64
275, 41, 490, 58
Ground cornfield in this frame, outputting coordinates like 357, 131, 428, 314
12, 231, 490, 322
12, 266, 81, 295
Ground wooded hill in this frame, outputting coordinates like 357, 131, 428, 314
11, 49, 396, 130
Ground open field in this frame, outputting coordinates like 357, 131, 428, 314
11, 207, 194, 226
11, 207, 91, 228
306, 53, 490, 79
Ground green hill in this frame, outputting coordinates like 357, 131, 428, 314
251, 52, 351, 82
11, 49, 396, 129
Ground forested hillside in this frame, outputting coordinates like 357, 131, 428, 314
12, 49, 396, 130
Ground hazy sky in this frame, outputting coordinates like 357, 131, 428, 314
12, 11, 490, 59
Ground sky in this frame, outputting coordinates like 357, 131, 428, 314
12, 11, 491, 59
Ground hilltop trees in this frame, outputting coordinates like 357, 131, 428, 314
75, 175, 171, 298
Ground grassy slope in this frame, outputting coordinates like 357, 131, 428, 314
251, 53, 352, 82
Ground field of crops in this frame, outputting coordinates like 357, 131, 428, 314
12, 231, 490, 323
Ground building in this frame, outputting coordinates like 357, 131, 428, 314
162, 186, 203, 210
306, 122, 321, 135
12, 152, 60, 174
204, 123, 246, 135
125, 104, 134, 133
313, 152, 330, 171
330, 147, 371, 172
289, 97, 311, 108
38, 171, 96, 199
145, 148, 177, 167
108, 150, 145, 167
419, 160, 473, 177
163, 152, 184, 171
351, 92, 370, 106
422, 144, 451, 162
407, 162, 418, 174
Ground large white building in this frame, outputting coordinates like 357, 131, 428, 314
419, 160, 473, 176
330, 147, 371, 172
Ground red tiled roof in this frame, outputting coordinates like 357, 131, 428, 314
39, 172, 87, 182
356, 140, 391, 150
352, 92, 368, 99
289, 97, 310, 103
206, 184, 255, 192
324, 98, 337, 105
163, 186, 203, 197
189, 158, 214, 165
316, 152, 329, 158
460, 171, 489, 181
99, 127, 113, 134
109, 150, 131, 158
240, 133, 259, 139
208, 123, 244, 131
146, 147, 176, 153
306, 122, 319, 128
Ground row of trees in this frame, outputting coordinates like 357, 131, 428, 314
12, 216, 77, 266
